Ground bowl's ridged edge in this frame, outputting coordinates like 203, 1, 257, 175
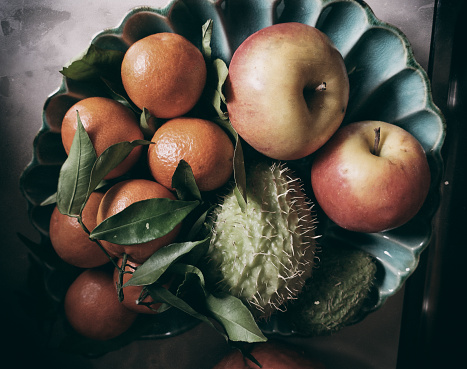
18, 0, 447, 339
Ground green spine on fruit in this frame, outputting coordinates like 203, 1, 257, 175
204, 161, 318, 319
285, 243, 377, 336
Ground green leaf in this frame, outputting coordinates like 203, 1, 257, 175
213, 118, 247, 210
212, 116, 235, 139
60, 44, 139, 113
145, 260, 266, 343
140, 108, 152, 135
124, 238, 210, 287
146, 283, 228, 340
86, 140, 152, 199
183, 205, 214, 243
203, 58, 229, 120
200, 19, 229, 120
150, 263, 265, 343
60, 59, 100, 81
171, 160, 202, 202
56, 112, 97, 216
205, 294, 267, 343
101, 77, 140, 113
140, 108, 163, 139
170, 263, 210, 312
40, 192, 57, 206
90, 198, 199, 245
201, 19, 213, 61
213, 59, 228, 106
40, 180, 109, 207
232, 137, 247, 211
60, 44, 124, 81
210, 59, 229, 119
169, 263, 207, 293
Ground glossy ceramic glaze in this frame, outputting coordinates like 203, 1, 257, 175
20, 0, 445, 338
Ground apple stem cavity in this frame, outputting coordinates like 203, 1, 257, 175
373, 127, 381, 156
304, 82, 327, 110
315, 82, 326, 91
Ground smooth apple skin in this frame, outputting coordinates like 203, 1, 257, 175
225, 22, 349, 160
310, 121, 431, 233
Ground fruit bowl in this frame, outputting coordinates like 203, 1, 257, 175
20, 0, 445, 342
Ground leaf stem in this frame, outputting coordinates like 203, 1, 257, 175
116, 253, 128, 302
77, 215, 119, 269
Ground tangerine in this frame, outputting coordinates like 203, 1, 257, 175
147, 117, 234, 192
121, 32, 207, 119
96, 178, 181, 263
49, 191, 109, 268
64, 268, 138, 341
61, 96, 143, 179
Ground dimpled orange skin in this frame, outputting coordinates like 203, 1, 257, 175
96, 179, 181, 264
147, 117, 234, 192
113, 258, 162, 314
121, 32, 207, 119
61, 96, 143, 180
213, 341, 326, 369
64, 268, 138, 341
49, 191, 109, 268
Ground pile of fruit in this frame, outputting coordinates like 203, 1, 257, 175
38, 18, 431, 353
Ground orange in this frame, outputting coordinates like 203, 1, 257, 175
64, 268, 138, 341
61, 96, 143, 179
96, 178, 181, 263
49, 191, 109, 268
121, 32, 207, 119
147, 117, 234, 192
113, 258, 163, 314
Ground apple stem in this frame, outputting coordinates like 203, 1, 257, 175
373, 127, 381, 156
315, 82, 327, 91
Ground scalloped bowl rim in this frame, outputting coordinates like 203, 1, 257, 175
21, 0, 446, 338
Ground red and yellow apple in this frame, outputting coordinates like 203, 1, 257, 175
310, 121, 431, 233
213, 341, 325, 369
225, 22, 349, 160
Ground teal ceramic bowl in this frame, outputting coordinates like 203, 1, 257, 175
20, 0, 445, 340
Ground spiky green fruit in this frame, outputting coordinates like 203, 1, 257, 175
205, 161, 318, 319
